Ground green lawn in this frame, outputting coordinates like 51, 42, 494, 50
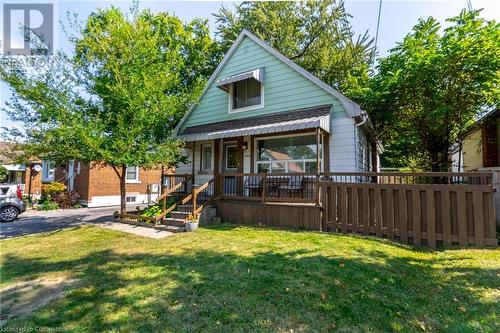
1, 225, 498, 332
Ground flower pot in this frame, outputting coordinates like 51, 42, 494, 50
185, 221, 199, 232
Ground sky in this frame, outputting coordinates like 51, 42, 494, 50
1, 0, 499, 129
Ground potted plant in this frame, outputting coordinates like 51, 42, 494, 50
185, 213, 199, 232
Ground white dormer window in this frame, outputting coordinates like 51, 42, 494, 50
216, 68, 265, 113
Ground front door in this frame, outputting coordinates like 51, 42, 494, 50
223, 139, 243, 195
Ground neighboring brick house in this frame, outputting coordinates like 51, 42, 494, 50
0, 141, 43, 198
51, 161, 163, 207
2, 141, 164, 206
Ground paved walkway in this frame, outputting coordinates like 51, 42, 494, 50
0, 207, 174, 240
92, 220, 174, 239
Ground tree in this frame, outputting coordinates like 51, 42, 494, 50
214, 0, 374, 100
1, 6, 220, 213
0, 165, 7, 182
363, 10, 499, 171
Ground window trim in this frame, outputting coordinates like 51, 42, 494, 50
228, 79, 264, 114
125, 166, 140, 183
200, 143, 213, 172
253, 132, 323, 173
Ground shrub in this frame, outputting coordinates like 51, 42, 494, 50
53, 191, 80, 209
42, 182, 67, 198
38, 198, 59, 211
141, 204, 162, 217
140, 196, 177, 218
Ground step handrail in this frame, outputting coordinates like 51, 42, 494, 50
155, 192, 193, 222
157, 174, 193, 203
192, 175, 221, 218
154, 175, 193, 222
156, 181, 183, 203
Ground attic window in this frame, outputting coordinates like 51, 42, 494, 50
231, 78, 262, 111
216, 68, 264, 113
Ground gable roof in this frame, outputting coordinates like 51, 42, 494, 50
174, 29, 365, 136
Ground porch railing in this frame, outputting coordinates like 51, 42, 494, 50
193, 175, 221, 217
162, 174, 193, 195
216, 171, 494, 205
320, 172, 493, 185
220, 173, 320, 204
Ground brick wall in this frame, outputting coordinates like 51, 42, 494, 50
87, 164, 162, 198
72, 162, 91, 201
52, 161, 163, 206
22, 163, 42, 197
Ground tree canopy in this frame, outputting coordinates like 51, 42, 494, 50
1, 6, 220, 212
214, 0, 374, 100
363, 9, 500, 171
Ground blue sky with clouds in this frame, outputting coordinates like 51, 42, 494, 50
1, 0, 499, 129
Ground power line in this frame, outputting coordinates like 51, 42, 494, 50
373, 0, 383, 69
467, 0, 473, 11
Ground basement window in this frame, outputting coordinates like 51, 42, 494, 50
126, 196, 137, 203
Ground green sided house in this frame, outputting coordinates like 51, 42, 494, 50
164, 30, 382, 227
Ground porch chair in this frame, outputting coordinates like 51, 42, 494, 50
244, 175, 263, 197
265, 177, 290, 197
278, 175, 304, 198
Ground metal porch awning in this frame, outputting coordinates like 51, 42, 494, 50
216, 68, 264, 92
2, 164, 26, 171
177, 114, 330, 142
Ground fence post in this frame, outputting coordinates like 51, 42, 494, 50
215, 174, 220, 197
261, 172, 267, 203
192, 184, 199, 218
315, 173, 321, 206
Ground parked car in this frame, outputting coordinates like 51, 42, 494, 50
0, 184, 26, 222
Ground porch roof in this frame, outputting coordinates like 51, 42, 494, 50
177, 105, 331, 141
2, 164, 26, 171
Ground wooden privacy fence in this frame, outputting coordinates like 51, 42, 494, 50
321, 177, 498, 247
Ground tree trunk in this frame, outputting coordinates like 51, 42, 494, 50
119, 164, 127, 214
429, 149, 451, 172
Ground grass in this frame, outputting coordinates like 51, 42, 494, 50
0, 224, 499, 332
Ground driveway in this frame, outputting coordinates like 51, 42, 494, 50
0, 207, 119, 240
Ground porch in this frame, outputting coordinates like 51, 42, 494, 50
160, 171, 497, 248
174, 105, 380, 191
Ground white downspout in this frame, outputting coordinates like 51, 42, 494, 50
354, 112, 369, 172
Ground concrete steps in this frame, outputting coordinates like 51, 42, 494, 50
156, 224, 186, 233
170, 211, 190, 219
159, 217, 186, 227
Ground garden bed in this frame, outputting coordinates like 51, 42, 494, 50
113, 212, 157, 228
